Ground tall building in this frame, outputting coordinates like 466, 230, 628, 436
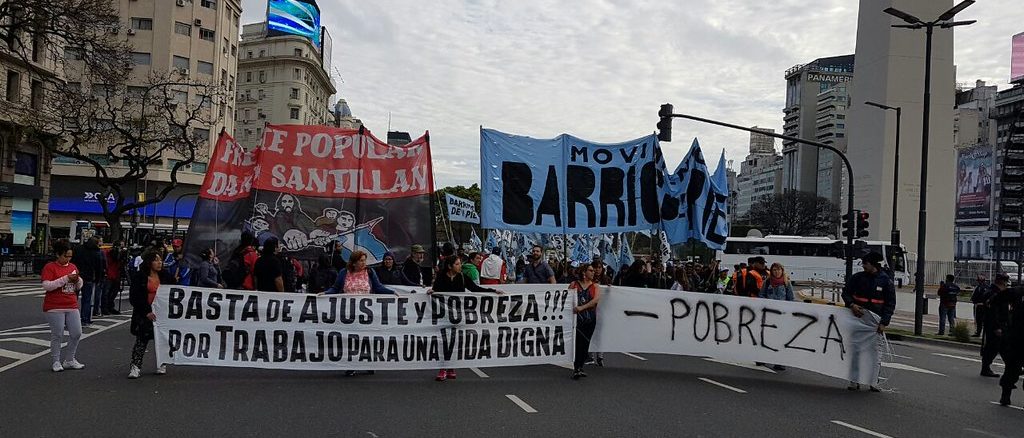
992, 80, 1024, 262
332, 99, 363, 129
235, 20, 336, 146
953, 81, 999, 260
782, 54, 854, 198
846, 0, 957, 262
814, 83, 853, 207
735, 128, 783, 218
726, 165, 739, 226
46, 0, 242, 240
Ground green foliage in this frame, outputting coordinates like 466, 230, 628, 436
951, 322, 972, 343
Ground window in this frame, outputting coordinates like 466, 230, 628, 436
290, 108, 299, 120
256, 127, 262, 137
127, 86, 147, 100
92, 84, 112, 100
174, 22, 192, 36
836, 123, 845, 129
32, 34, 44, 62
64, 47, 84, 60
30, 80, 43, 109
201, 0, 217, 9
131, 17, 153, 30
197, 61, 214, 75
229, 75, 234, 91
257, 89, 265, 99
192, 162, 208, 173
68, 82, 82, 93
244, 109, 250, 120
173, 56, 190, 72
245, 90, 251, 100
198, 95, 211, 109
199, 28, 215, 42
221, 69, 227, 85
247, 51, 253, 59
88, 154, 112, 166
15, 152, 38, 178
194, 128, 211, 143
172, 90, 188, 104
131, 52, 151, 66
6, 71, 21, 101
290, 88, 299, 99
231, 45, 237, 57
293, 68, 301, 80
258, 71, 265, 82
233, 13, 240, 25
245, 71, 252, 83
294, 48, 302, 57
258, 49, 265, 57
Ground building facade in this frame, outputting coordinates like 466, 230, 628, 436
48, 0, 242, 241
846, 0, 957, 261
235, 21, 336, 146
782, 54, 854, 199
814, 83, 852, 207
735, 128, 783, 218
992, 82, 1024, 262
952, 81, 1000, 260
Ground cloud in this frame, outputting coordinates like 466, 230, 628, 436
242, 0, 1019, 187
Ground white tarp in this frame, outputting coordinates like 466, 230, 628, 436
589, 286, 882, 385
152, 285, 573, 370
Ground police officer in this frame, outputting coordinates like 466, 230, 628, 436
841, 252, 896, 392
999, 281, 1024, 406
982, 273, 1011, 378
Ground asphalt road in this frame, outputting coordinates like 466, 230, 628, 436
2, 280, 1023, 438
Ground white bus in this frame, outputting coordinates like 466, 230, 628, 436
717, 236, 911, 287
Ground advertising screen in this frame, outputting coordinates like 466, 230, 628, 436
1012, 32, 1024, 84
956, 145, 993, 226
266, 0, 321, 49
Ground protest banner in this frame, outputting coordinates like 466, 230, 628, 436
590, 286, 882, 385
446, 193, 481, 224
479, 129, 730, 249
185, 127, 436, 266
152, 285, 574, 370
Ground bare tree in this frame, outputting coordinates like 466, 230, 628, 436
2, 0, 228, 240
749, 191, 840, 236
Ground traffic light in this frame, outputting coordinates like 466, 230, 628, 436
657, 103, 674, 142
841, 210, 857, 239
857, 211, 870, 238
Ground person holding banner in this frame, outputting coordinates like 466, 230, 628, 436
323, 251, 396, 295
128, 251, 169, 379
841, 252, 896, 392
41, 239, 85, 373
374, 252, 416, 286
570, 264, 600, 380
428, 255, 499, 381
479, 248, 507, 285
403, 245, 430, 287
759, 263, 795, 371
253, 238, 286, 292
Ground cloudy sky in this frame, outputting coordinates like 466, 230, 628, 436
241, 0, 1020, 188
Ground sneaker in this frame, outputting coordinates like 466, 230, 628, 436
62, 359, 85, 370
584, 355, 596, 365
571, 370, 583, 380
128, 365, 141, 379
345, 370, 356, 377
847, 382, 860, 391
107, 309, 121, 316
155, 365, 167, 375
596, 356, 604, 367
435, 369, 447, 382
578, 370, 588, 378
981, 369, 1001, 378
52, 361, 64, 373
446, 369, 457, 380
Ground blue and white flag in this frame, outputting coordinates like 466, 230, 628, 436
485, 232, 498, 252
469, 228, 482, 252
619, 236, 634, 269
338, 218, 389, 265
659, 230, 672, 262
660, 139, 729, 249
571, 234, 592, 266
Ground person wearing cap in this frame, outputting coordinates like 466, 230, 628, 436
403, 244, 430, 287
971, 275, 992, 337
841, 251, 896, 392
982, 273, 1012, 378
163, 238, 192, 286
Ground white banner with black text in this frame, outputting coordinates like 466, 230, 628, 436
152, 285, 574, 370
590, 286, 883, 385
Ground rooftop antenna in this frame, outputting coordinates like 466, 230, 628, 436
387, 112, 392, 131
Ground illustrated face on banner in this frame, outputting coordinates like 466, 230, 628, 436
338, 212, 355, 231
278, 194, 297, 213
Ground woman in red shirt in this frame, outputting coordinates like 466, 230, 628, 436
128, 251, 165, 379
41, 239, 85, 372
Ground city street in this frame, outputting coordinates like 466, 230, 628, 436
2, 281, 1023, 438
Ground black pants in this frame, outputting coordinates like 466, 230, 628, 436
1002, 352, 1023, 390
574, 320, 596, 370
103, 278, 120, 311
982, 331, 1003, 368
974, 306, 986, 334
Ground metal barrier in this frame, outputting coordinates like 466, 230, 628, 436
0, 255, 50, 278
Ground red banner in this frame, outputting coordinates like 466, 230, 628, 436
200, 125, 434, 201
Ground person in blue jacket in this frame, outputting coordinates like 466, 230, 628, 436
323, 250, 395, 295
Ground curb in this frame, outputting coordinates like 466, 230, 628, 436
886, 331, 981, 351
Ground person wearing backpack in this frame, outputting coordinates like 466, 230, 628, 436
224, 231, 258, 290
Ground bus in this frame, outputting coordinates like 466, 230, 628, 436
717, 235, 911, 287
61, 220, 188, 245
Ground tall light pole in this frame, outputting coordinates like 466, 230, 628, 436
864, 101, 902, 248
884, 0, 976, 336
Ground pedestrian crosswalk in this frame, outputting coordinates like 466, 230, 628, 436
0, 281, 129, 299
0, 313, 134, 373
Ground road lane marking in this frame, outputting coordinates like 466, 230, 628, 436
0, 348, 32, 360
621, 352, 647, 361
831, 420, 894, 438
0, 317, 132, 374
0, 324, 49, 333
0, 330, 53, 337
703, 358, 777, 373
0, 337, 52, 347
881, 362, 946, 376
469, 367, 489, 378
889, 353, 912, 360
932, 353, 1004, 367
987, 401, 1019, 411
698, 377, 747, 394
964, 426, 1010, 437
550, 362, 574, 370
505, 395, 537, 413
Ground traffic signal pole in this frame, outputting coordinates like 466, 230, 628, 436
657, 106, 857, 281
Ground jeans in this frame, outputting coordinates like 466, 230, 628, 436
79, 282, 95, 324
938, 306, 956, 334
44, 311, 82, 363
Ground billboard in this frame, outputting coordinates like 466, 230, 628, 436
266, 0, 321, 49
321, 26, 333, 73
956, 145, 993, 225
1013, 32, 1024, 84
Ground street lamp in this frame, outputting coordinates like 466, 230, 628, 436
884, 0, 976, 336
864, 101, 902, 248
172, 192, 199, 237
